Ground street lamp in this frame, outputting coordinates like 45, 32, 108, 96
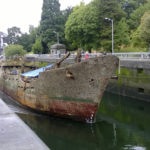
105, 18, 114, 54
53, 31, 59, 44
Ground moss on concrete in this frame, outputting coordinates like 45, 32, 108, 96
116, 68, 150, 86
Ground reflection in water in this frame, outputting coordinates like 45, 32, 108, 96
1, 90, 150, 150
18, 114, 116, 150
113, 123, 117, 146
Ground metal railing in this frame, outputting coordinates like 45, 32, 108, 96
0, 52, 149, 61
25, 52, 150, 60
112, 52, 150, 59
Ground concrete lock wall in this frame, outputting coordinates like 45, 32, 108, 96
106, 59, 150, 102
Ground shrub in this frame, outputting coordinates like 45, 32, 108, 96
115, 47, 147, 52
4, 44, 26, 59
32, 38, 43, 54
38, 62, 48, 68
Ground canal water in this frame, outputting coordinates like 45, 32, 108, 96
0, 90, 150, 150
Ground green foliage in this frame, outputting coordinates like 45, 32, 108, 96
99, 0, 126, 51
120, 0, 147, 18
16, 33, 32, 52
38, 62, 48, 68
65, 2, 100, 51
32, 39, 43, 54
131, 26, 147, 48
39, 0, 72, 53
5, 0, 150, 53
65, 0, 150, 52
40, 0, 61, 52
122, 0, 137, 17
139, 11, 150, 47
116, 46, 147, 52
6, 27, 21, 44
4, 45, 26, 59
115, 18, 130, 49
128, 0, 150, 30
131, 11, 150, 49
100, 0, 125, 20
16, 27, 39, 52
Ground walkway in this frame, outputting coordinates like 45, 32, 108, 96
0, 98, 50, 150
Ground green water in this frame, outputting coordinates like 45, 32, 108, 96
16, 92, 150, 150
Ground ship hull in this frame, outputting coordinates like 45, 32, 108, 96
0, 55, 118, 122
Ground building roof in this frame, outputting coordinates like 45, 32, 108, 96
50, 43, 66, 50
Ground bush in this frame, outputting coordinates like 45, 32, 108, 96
4, 44, 26, 59
32, 39, 43, 54
38, 62, 48, 68
115, 47, 147, 53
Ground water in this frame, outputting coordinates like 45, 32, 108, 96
0, 91, 150, 150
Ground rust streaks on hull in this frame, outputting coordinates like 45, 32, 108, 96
48, 100, 98, 122
7, 88, 98, 122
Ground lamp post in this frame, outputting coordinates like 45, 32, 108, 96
105, 18, 114, 54
53, 31, 59, 44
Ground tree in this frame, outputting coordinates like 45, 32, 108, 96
139, 11, 150, 48
131, 27, 147, 48
128, 0, 150, 30
40, 0, 73, 53
99, 0, 126, 51
65, 2, 100, 51
131, 11, 150, 49
115, 18, 130, 49
40, 0, 64, 53
61, 7, 73, 22
60, 7, 73, 50
6, 27, 21, 44
16, 26, 39, 52
120, 0, 147, 18
32, 38, 43, 54
16, 33, 32, 52
29, 26, 40, 43
4, 45, 26, 59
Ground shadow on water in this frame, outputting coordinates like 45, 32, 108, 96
0, 90, 150, 150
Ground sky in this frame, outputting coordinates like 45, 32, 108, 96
0, 0, 91, 33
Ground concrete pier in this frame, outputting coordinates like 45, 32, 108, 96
0, 98, 50, 150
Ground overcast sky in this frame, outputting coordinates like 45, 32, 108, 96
0, 0, 91, 33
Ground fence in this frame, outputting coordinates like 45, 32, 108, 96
25, 52, 150, 61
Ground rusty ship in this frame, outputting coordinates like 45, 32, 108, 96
0, 54, 118, 122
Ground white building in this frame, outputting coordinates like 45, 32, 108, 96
0, 32, 7, 55
50, 43, 66, 54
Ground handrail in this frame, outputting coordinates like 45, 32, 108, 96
0, 52, 149, 61
113, 52, 150, 55
25, 52, 150, 60
112, 52, 150, 59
